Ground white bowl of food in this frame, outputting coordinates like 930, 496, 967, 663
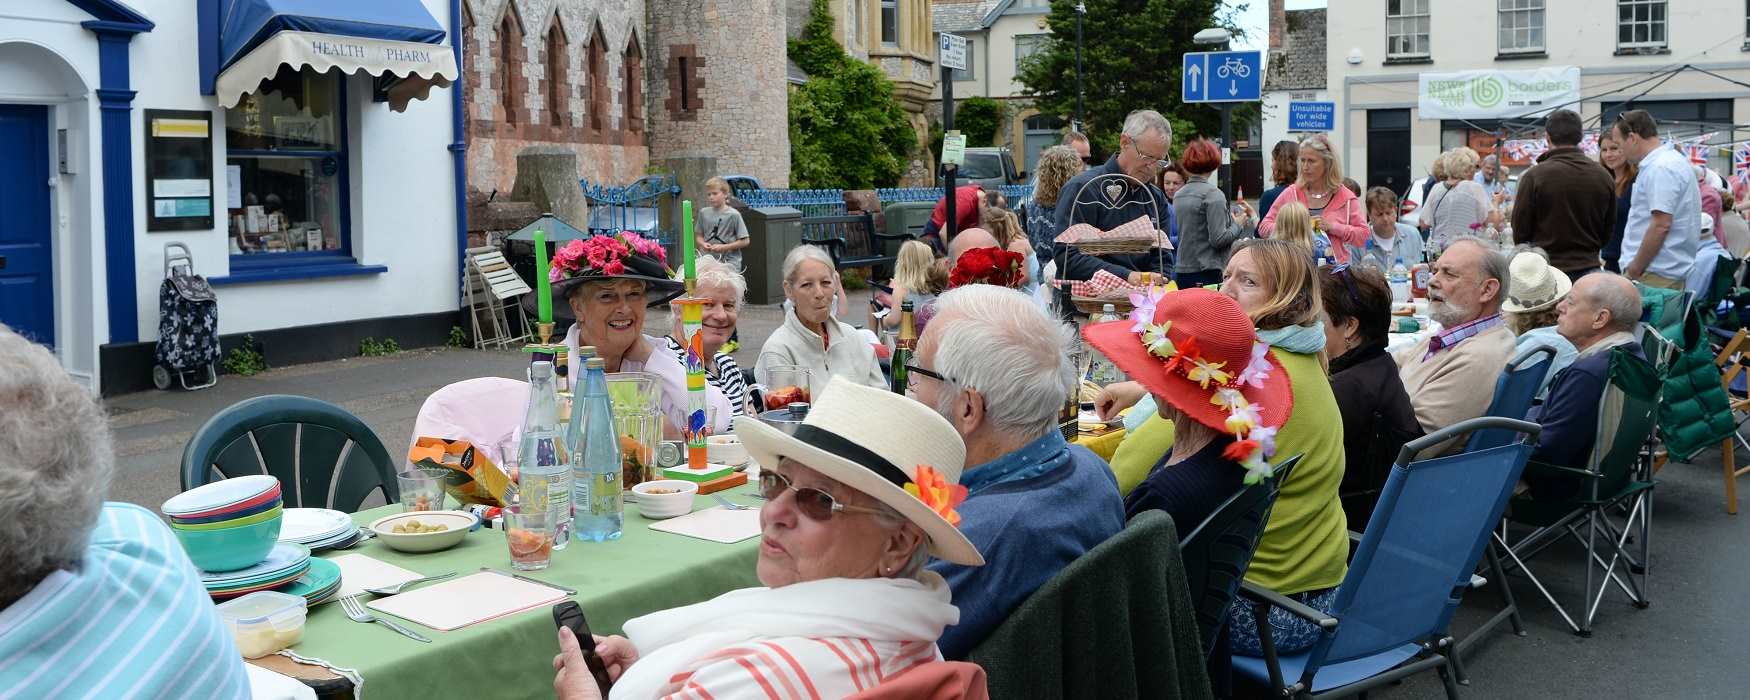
706, 434, 749, 466
631, 480, 700, 519
368, 511, 477, 553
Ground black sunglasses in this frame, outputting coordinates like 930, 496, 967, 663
759, 470, 887, 521
1329, 263, 1363, 307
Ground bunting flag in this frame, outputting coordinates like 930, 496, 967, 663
1733, 142, 1750, 181
1673, 132, 1717, 166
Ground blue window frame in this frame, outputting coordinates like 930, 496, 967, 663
224, 66, 354, 275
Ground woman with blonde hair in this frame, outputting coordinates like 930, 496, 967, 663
1421, 147, 1502, 250
1259, 134, 1368, 262
981, 189, 1038, 297
1097, 237, 1348, 657
880, 240, 937, 330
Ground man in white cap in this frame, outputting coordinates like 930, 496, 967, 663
906, 284, 1124, 658
1523, 272, 1645, 499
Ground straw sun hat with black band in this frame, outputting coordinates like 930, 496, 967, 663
733, 377, 984, 566
521, 232, 685, 323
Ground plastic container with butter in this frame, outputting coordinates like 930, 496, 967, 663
216, 590, 307, 658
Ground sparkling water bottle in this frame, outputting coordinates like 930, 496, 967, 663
573, 357, 623, 541
1389, 257, 1411, 304
519, 361, 572, 549
1088, 304, 1124, 385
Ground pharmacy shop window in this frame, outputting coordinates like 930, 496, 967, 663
224, 66, 351, 263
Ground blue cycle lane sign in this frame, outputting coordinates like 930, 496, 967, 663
1182, 50, 1262, 103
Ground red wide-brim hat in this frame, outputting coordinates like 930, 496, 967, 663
1082, 287, 1293, 434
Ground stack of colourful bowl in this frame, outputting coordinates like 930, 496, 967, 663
163, 475, 285, 574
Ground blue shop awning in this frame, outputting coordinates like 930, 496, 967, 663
215, 0, 458, 112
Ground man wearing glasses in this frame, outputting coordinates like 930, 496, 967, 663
1050, 109, 1177, 288
904, 284, 1124, 659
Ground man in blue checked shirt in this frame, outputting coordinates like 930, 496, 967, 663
0, 326, 250, 699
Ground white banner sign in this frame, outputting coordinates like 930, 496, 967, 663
1418, 66, 1581, 120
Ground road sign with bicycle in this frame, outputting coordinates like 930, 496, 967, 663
1182, 50, 1262, 103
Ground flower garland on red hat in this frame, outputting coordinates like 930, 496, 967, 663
1128, 286, 1279, 484
549, 231, 669, 283
948, 247, 1027, 289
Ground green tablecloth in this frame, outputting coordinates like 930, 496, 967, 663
288, 488, 761, 699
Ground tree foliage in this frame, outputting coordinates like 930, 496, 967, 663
787, 0, 916, 189
956, 97, 1004, 147
1016, 0, 1257, 158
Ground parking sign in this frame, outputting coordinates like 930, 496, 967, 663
939, 34, 967, 72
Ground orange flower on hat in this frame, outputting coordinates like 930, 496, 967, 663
904, 465, 968, 527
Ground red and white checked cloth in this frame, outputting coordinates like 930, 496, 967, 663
1054, 214, 1173, 249
1070, 269, 1131, 298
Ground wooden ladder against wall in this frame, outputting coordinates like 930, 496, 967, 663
464, 246, 531, 349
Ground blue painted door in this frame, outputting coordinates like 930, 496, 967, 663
0, 105, 54, 347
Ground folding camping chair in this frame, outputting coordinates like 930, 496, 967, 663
1466, 345, 1556, 452
1495, 346, 1659, 636
1232, 417, 1539, 699
1712, 328, 1750, 513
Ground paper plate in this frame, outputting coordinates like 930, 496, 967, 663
280, 508, 354, 543
276, 558, 341, 603
200, 542, 311, 584
163, 476, 280, 516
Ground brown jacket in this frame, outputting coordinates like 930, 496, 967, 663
1512, 146, 1618, 274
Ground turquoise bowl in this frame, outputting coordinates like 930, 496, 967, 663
173, 512, 283, 573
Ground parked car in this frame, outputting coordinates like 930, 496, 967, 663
939, 147, 1022, 190
721, 175, 764, 198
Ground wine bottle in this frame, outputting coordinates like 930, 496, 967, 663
890, 299, 916, 394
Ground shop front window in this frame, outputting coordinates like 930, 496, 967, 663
225, 66, 348, 259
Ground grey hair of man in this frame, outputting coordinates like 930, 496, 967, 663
1122, 109, 1172, 143
0, 326, 114, 606
1583, 273, 1644, 333
781, 244, 835, 282
1447, 235, 1512, 305
927, 285, 1077, 439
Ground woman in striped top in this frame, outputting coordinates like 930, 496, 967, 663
554, 378, 984, 700
0, 328, 250, 699
665, 257, 753, 416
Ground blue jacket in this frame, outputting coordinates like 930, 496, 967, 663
1527, 340, 1645, 474
929, 434, 1125, 659
1049, 156, 1175, 282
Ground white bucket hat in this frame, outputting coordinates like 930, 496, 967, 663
1502, 251, 1571, 314
733, 376, 984, 566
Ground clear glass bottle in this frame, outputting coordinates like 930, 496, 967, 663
573, 357, 623, 541
1087, 304, 1124, 385
519, 361, 571, 549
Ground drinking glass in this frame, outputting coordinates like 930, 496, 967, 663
503, 506, 555, 571
762, 365, 813, 411
617, 409, 663, 489
397, 468, 447, 512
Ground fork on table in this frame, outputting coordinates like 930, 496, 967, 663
338, 594, 431, 643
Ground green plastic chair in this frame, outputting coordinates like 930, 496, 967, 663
180, 395, 400, 512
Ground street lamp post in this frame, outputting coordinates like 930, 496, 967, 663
1074, 3, 1085, 131
1194, 27, 1234, 200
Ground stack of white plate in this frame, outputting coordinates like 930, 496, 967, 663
278, 508, 362, 551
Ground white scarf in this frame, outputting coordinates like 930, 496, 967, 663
610, 573, 960, 699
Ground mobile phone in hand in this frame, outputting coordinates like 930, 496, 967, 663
553, 601, 613, 695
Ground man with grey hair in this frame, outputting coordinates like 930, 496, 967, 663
1049, 109, 1176, 285
1524, 272, 1647, 498
906, 285, 1123, 658
1394, 236, 1518, 455
0, 326, 250, 696
1475, 152, 1516, 202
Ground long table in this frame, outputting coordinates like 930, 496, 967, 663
255, 487, 762, 699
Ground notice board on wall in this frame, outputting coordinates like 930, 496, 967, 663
144, 109, 215, 232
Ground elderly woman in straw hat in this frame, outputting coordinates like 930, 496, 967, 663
528, 232, 733, 438
1503, 249, 1579, 397
553, 377, 982, 699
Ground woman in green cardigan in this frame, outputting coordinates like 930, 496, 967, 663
1097, 238, 1348, 656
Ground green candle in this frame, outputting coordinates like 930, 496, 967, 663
533, 228, 552, 324
682, 199, 696, 283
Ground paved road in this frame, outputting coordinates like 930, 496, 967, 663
103, 291, 1749, 697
